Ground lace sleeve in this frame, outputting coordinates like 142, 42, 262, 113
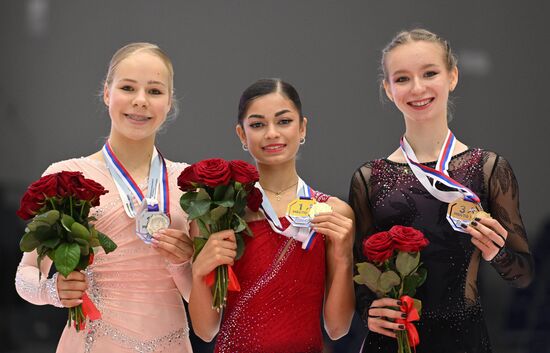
487, 155, 534, 288
349, 165, 378, 327
15, 251, 62, 307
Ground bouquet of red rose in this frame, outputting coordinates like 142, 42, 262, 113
17, 171, 117, 331
177, 158, 262, 310
354, 226, 429, 353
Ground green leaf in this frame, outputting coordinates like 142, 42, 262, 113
179, 191, 198, 210
233, 189, 247, 215
27, 220, 51, 232
41, 237, 61, 249
61, 214, 75, 232
89, 237, 100, 247
355, 262, 382, 293
70, 222, 90, 240
97, 231, 117, 254
76, 253, 91, 271
235, 233, 245, 260
396, 251, 420, 276
378, 270, 401, 293
54, 243, 81, 277
193, 237, 208, 261
187, 199, 212, 220
210, 206, 228, 222
413, 298, 422, 316
243, 223, 254, 237
196, 218, 211, 237
213, 184, 229, 201
197, 188, 211, 201
20, 232, 40, 252
232, 215, 247, 233
34, 225, 55, 241
33, 210, 60, 226
416, 267, 428, 287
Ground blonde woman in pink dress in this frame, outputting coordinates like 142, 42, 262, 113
15, 43, 195, 353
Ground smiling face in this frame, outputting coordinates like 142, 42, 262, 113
103, 51, 172, 142
236, 92, 306, 167
383, 41, 458, 124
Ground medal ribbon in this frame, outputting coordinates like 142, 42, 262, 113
400, 130, 480, 203
102, 141, 170, 218
257, 178, 318, 250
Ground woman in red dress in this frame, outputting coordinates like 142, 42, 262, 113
188, 78, 355, 352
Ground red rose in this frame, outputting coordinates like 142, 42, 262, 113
390, 225, 429, 253
194, 158, 232, 187
177, 165, 199, 192
75, 175, 108, 205
229, 160, 259, 185
246, 187, 263, 212
363, 231, 394, 263
16, 174, 59, 220
16, 192, 44, 220
57, 171, 82, 197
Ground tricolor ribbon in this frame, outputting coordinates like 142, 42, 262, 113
396, 295, 420, 348
257, 178, 318, 250
400, 130, 480, 204
102, 141, 170, 218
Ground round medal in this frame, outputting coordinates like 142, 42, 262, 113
146, 213, 170, 235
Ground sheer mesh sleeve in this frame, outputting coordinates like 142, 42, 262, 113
349, 164, 378, 326
486, 154, 534, 288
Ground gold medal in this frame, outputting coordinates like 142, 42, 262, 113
447, 198, 483, 232
286, 198, 316, 227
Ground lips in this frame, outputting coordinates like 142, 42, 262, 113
262, 144, 286, 153
407, 97, 434, 109
124, 113, 152, 122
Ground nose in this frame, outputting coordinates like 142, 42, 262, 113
411, 77, 425, 94
133, 89, 148, 108
265, 123, 280, 139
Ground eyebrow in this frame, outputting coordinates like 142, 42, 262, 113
120, 78, 166, 86
391, 64, 439, 76
247, 109, 292, 120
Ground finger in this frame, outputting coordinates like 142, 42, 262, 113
157, 228, 191, 242
368, 307, 405, 320
61, 272, 86, 281
214, 230, 236, 242
474, 218, 508, 242
59, 281, 88, 292
368, 318, 399, 338
471, 237, 497, 261
59, 290, 86, 300
372, 298, 402, 307
468, 222, 504, 248
207, 238, 238, 251
60, 299, 83, 308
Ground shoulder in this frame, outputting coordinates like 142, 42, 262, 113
325, 196, 355, 220
43, 157, 95, 176
166, 160, 190, 176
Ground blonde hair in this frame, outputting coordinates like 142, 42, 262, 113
104, 42, 174, 98
381, 28, 458, 82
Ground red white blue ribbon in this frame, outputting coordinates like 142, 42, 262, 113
400, 130, 480, 204
257, 178, 318, 250
102, 141, 170, 218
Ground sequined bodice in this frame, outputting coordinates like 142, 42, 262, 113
349, 149, 533, 353
215, 214, 327, 353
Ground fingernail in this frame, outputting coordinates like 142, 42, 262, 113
397, 300, 402, 305
151, 238, 159, 245
401, 313, 407, 318
460, 224, 468, 229
399, 325, 405, 330
474, 217, 481, 221
471, 221, 478, 226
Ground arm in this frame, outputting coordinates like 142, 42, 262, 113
312, 198, 355, 339
15, 251, 62, 307
188, 229, 237, 342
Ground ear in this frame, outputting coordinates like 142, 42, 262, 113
300, 117, 308, 140
449, 66, 459, 92
235, 124, 247, 145
383, 80, 394, 102
103, 83, 110, 107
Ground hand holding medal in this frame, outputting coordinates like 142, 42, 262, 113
461, 212, 508, 261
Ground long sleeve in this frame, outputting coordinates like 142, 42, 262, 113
167, 260, 192, 302
487, 155, 534, 288
15, 251, 62, 307
349, 166, 378, 326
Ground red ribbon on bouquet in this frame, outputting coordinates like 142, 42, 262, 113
205, 265, 241, 291
75, 253, 102, 330
397, 295, 420, 347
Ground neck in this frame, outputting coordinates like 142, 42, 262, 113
403, 118, 450, 163
257, 159, 299, 192
108, 131, 156, 171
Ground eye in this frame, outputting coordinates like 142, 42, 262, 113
425, 71, 439, 78
120, 85, 134, 92
249, 122, 264, 129
394, 76, 409, 83
148, 88, 163, 95
278, 118, 293, 125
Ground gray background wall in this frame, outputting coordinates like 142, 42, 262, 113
1, 1, 548, 352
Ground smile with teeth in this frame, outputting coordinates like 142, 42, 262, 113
262, 144, 286, 152
408, 98, 434, 107
124, 113, 152, 122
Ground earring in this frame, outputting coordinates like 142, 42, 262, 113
242, 144, 248, 151
299, 137, 305, 145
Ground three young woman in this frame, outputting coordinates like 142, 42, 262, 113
349, 29, 533, 353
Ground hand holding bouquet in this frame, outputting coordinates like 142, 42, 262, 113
17, 171, 117, 331
178, 158, 262, 310
354, 226, 429, 353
